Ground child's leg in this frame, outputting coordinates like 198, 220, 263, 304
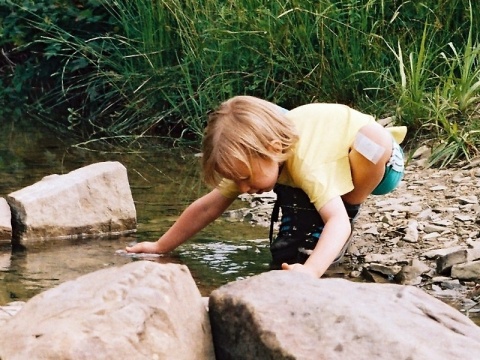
342, 123, 393, 205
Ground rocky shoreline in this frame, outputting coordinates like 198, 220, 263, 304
227, 150, 480, 325
348, 155, 480, 322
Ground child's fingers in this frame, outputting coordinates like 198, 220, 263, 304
125, 244, 139, 253
282, 263, 317, 277
126, 242, 149, 253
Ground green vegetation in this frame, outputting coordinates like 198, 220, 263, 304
1, 0, 479, 166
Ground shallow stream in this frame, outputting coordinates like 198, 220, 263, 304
0, 121, 290, 303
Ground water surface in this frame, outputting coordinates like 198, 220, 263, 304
0, 120, 279, 303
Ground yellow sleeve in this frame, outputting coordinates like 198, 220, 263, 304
216, 178, 241, 199
386, 126, 407, 144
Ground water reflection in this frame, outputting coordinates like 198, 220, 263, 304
0, 234, 273, 304
0, 238, 134, 304
179, 237, 272, 294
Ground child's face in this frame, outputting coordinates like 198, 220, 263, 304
225, 156, 280, 194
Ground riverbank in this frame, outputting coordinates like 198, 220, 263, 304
229, 148, 480, 324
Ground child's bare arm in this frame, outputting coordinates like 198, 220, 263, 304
282, 196, 351, 277
126, 189, 235, 254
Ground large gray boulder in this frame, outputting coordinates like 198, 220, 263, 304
6, 161, 136, 246
0, 261, 215, 360
209, 271, 480, 360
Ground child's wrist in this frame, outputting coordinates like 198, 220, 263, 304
303, 263, 323, 278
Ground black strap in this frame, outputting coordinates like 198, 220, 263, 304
269, 186, 281, 244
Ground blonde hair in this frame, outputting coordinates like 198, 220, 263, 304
202, 96, 299, 187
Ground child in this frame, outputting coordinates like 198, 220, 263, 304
126, 96, 407, 278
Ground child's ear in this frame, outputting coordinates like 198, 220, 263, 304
269, 140, 282, 154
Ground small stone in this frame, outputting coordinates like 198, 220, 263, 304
458, 196, 479, 205
349, 270, 362, 278
452, 175, 470, 183
403, 220, 419, 243
455, 214, 474, 222
367, 263, 402, 276
436, 249, 469, 275
412, 145, 431, 159
423, 232, 441, 240
423, 223, 449, 233
451, 260, 480, 280
430, 185, 447, 191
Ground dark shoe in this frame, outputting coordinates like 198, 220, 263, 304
269, 185, 360, 267
269, 185, 322, 267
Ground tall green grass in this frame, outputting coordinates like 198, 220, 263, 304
5, 0, 480, 165
380, 0, 480, 166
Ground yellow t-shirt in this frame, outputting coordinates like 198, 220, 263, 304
217, 103, 407, 210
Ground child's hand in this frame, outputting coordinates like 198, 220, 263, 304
281, 262, 318, 277
126, 241, 161, 254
